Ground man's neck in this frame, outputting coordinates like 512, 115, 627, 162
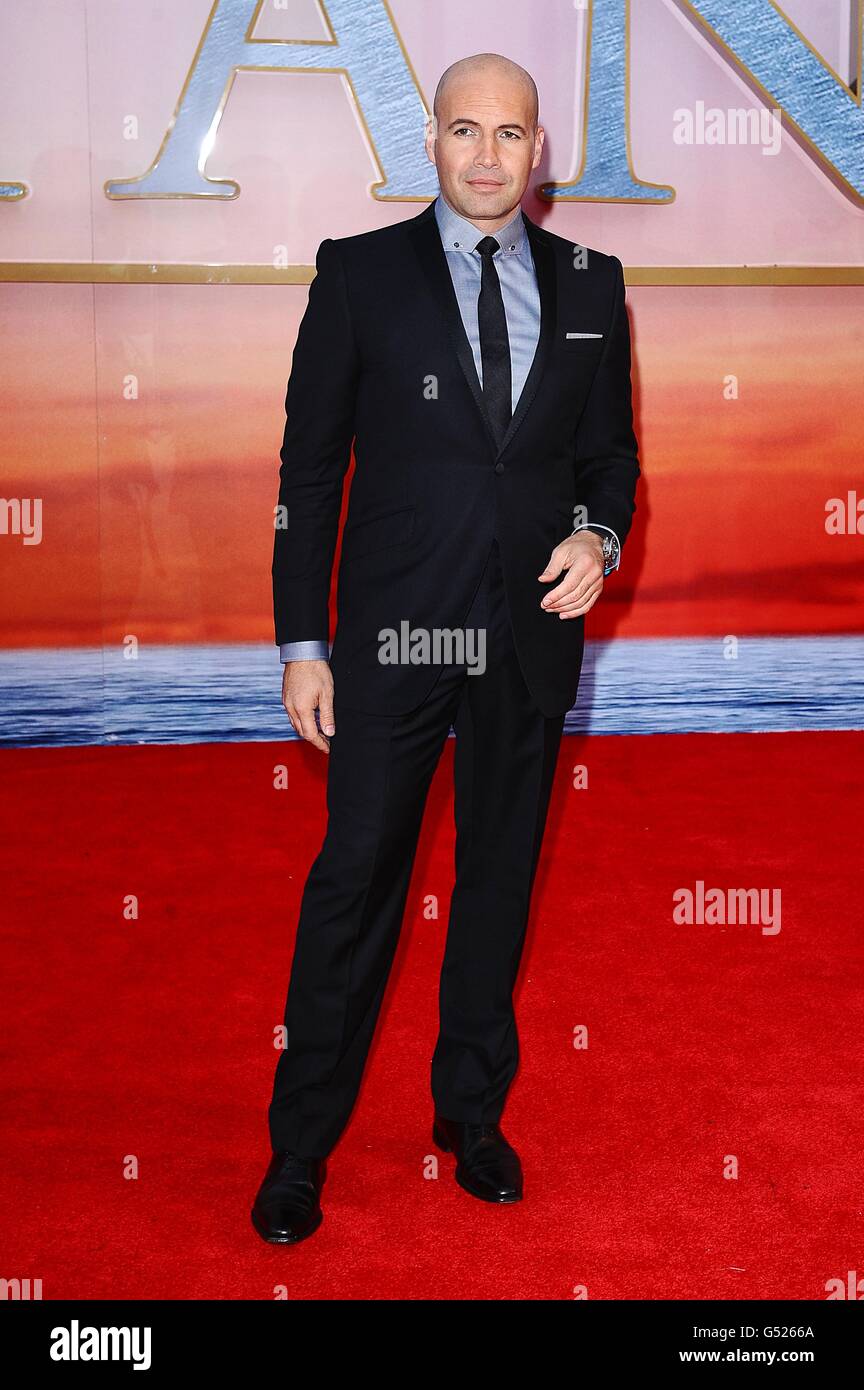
438, 191, 523, 237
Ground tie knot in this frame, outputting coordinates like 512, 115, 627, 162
474, 235, 500, 259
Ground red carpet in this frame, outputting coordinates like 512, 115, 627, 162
1, 731, 861, 1300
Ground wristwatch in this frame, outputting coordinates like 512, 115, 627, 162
583, 525, 620, 576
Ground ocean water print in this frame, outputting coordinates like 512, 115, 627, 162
1, 637, 861, 747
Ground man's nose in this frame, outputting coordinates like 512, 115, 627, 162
474, 140, 501, 168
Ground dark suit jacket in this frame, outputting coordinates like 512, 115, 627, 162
272, 200, 640, 718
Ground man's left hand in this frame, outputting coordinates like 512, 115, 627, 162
537, 531, 605, 619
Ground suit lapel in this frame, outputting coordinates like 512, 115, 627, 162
499, 213, 556, 457
407, 203, 498, 455
406, 202, 557, 461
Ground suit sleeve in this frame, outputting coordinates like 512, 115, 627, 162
272, 237, 359, 648
572, 255, 640, 548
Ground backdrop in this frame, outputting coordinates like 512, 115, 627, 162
2, 0, 862, 744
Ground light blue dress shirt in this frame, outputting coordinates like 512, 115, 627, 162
433, 194, 540, 414
280, 195, 619, 663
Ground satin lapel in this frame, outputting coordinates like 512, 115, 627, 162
406, 204, 499, 456
497, 215, 557, 458
405, 203, 557, 461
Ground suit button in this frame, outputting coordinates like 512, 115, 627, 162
494, 462, 505, 474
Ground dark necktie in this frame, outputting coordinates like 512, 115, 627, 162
475, 235, 512, 448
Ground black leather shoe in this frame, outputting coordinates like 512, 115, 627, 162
432, 1115, 523, 1203
251, 1150, 325, 1244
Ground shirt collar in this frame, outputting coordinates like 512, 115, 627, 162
433, 193, 527, 258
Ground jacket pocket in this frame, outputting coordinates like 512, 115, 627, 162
561, 333, 604, 351
340, 504, 416, 563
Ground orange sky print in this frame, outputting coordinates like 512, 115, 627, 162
1, 283, 862, 651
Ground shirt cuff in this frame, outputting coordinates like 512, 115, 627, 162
570, 522, 621, 576
279, 640, 331, 663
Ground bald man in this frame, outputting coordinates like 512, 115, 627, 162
252, 53, 640, 1244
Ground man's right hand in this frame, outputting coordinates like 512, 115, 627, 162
281, 659, 335, 754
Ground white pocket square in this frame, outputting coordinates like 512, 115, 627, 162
566, 331, 603, 339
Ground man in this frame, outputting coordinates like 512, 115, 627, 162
252, 52, 639, 1244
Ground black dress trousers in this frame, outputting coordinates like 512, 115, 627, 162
268, 535, 566, 1158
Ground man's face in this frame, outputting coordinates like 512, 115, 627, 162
425, 71, 544, 230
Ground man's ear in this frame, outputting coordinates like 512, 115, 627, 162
532, 125, 545, 170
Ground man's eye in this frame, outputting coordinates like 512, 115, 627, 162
451, 127, 521, 139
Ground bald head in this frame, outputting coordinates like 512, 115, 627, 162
425, 52, 544, 233
433, 53, 539, 129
